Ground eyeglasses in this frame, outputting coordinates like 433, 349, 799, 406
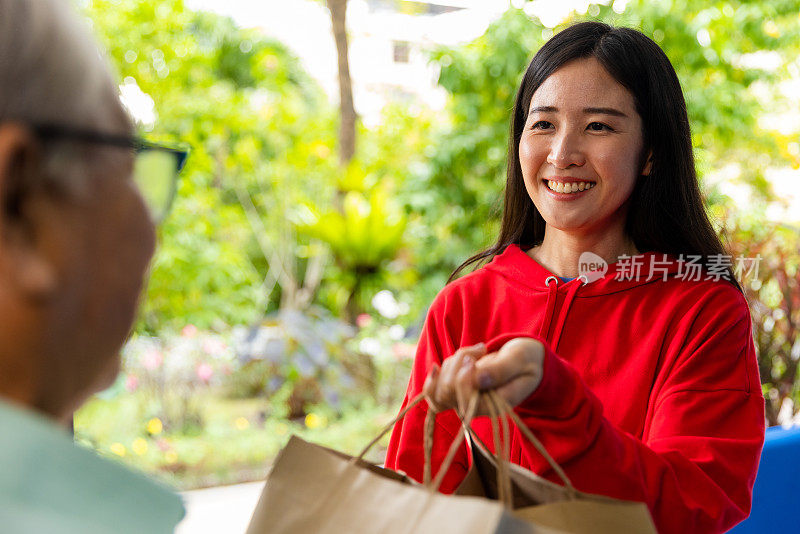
32, 124, 188, 223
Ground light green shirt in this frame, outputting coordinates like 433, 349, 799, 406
0, 399, 185, 533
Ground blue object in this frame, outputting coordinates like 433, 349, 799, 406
728, 425, 800, 533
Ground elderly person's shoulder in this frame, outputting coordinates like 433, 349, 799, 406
0, 399, 184, 533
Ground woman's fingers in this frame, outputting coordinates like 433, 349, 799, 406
423, 364, 442, 412
434, 354, 460, 409
426, 343, 487, 412
491, 374, 542, 409
455, 356, 476, 416
473, 338, 545, 407
427, 338, 546, 416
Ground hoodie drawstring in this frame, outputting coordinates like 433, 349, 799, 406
537, 276, 559, 340
551, 281, 582, 352
538, 275, 585, 353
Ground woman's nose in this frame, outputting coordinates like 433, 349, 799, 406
546, 130, 585, 169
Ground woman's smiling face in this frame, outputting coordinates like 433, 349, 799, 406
519, 57, 651, 235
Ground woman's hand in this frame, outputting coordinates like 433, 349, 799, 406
423, 337, 545, 417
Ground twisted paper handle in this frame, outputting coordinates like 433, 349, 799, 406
356, 388, 578, 505
355, 391, 427, 462
487, 390, 577, 498
426, 390, 578, 504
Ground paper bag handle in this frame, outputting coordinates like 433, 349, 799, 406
485, 390, 514, 507
354, 391, 427, 462
425, 388, 515, 507
354, 388, 577, 500
428, 390, 577, 501
487, 390, 577, 497
427, 390, 516, 506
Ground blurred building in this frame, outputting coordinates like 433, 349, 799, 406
185, 0, 508, 125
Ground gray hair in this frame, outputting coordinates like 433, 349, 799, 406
0, 0, 131, 190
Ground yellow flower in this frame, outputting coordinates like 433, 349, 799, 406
110, 443, 126, 457
304, 413, 326, 430
312, 142, 331, 159
165, 451, 178, 464
146, 418, 163, 435
275, 422, 288, 436
763, 20, 780, 38
132, 438, 148, 456
235, 417, 250, 430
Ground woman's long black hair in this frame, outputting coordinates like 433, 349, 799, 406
448, 21, 740, 291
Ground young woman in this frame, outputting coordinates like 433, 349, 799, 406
385, 21, 764, 534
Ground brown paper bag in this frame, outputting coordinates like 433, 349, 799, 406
245, 434, 548, 534
450, 391, 657, 533
245, 391, 656, 534
455, 414, 657, 533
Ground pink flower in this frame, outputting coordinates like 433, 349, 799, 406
156, 439, 171, 452
125, 374, 139, 392
392, 342, 416, 360
142, 349, 163, 371
196, 362, 214, 383
201, 338, 227, 355
181, 324, 199, 338
356, 313, 372, 329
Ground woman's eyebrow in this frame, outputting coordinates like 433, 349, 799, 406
528, 105, 629, 117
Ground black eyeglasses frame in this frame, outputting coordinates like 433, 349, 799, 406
31, 123, 188, 222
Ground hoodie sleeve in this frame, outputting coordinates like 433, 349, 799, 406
504, 287, 765, 534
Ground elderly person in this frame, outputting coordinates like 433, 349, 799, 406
0, 0, 186, 532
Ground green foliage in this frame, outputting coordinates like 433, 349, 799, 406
576, 0, 798, 197
301, 188, 406, 272
402, 9, 544, 285
75, 391, 396, 489
724, 212, 800, 425
85, 0, 341, 331
85, 0, 438, 331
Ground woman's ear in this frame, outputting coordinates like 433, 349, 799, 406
642, 149, 654, 176
0, 123, 57, 302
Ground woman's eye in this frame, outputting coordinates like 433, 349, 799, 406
588, 122, 612, 132
531, 120, 553, 130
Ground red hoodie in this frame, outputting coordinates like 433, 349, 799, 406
385, 244, 765, 534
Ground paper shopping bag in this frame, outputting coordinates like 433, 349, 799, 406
246, 391, 656, 534
245, 434, 550, 534
455, 432, 657, 533
453, 391, 657, 534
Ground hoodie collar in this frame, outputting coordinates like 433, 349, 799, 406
484, 244, 684, 352
485, 244, 683, 297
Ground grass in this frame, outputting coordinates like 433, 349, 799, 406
74, 391, 399, 490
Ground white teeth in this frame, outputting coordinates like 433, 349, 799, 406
546, 180, 594, 193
